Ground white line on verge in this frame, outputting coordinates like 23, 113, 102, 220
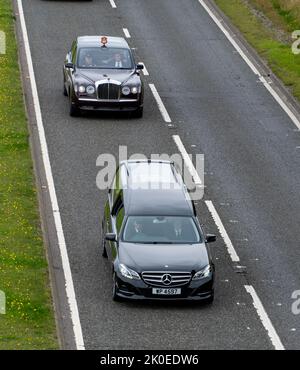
17, 0, 85, 350
149, 83, 171, 122
109, 0, 117, 8
205, 200, 240, 262
198, 0, 300, 131
245, 285, 285, 350
123, 28, 131, 38
172, 135, 202, 185
139, 62, 149, 76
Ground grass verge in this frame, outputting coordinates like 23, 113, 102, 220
0, 0, 58, 349
214, 0, 300, 101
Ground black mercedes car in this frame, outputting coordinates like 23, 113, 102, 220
63, 36, 144, 117
101, 160, 216, 303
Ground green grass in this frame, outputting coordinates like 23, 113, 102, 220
271, 0, 300, 31
0, 0, 58, 349
215, 0, 300, 101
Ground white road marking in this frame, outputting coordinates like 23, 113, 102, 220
149, 83, 171, 122
17, 0, 85, 350
172, 135, 202, 185
109, 0, 117, 8
198, 0, 300, 131
245, 285, 285, 350
205, 200, 240, 262
139, 62, 149, 76
123, 28, 131, 38
171, 136, 238, 262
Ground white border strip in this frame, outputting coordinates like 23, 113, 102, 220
139, 62, 149, 76
149, 83, 172, 122
198, 0, 300, 131
109, 0, 117, 9
245, 285, 285, 350
205, 200, 240, 262
17, 0, 85, 350
172, 135, 202, 185
123, 28, 131, 38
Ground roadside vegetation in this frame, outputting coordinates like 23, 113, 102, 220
0, 0, 58, 349
215, 0, 300, 101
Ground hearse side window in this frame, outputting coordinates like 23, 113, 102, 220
111, 168, 121, 206
116, 206, 125, 233
112, 194, 123, 216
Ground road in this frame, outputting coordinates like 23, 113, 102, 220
19, 0, 300, 349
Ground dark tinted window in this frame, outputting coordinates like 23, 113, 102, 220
123, 216, 201, 244
116, 207, 125, 234
77, 47, 133, 69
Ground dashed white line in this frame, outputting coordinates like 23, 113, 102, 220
123, 28, 131, 38
149, 83, 171, 123
109, 0, 117, 8
171, 136, 238, 262
172, 135, 202, 185
198, 0, 300, 131
245, 285, 285, 350
17, 0, 85, 350
172, 138, 283, 350
139, 62, 149, 76
205, 200, 240, 262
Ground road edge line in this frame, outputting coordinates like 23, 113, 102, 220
245, 285, 285, 350
198, 0, 300, 131
205, 200, 240, 262
16, 0, 85, 350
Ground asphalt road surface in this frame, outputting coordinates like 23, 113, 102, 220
20, 0, 300, 349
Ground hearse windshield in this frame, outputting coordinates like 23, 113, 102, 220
123, 216, 202, 244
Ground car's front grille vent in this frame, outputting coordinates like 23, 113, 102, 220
142, 271, 192, 287
97, 83, 119, 100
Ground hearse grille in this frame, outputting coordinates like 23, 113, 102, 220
142, 271, 192, 287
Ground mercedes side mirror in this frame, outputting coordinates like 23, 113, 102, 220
105, 233, 117, 242
206, 234, 217, 243
136, 63, 144, 70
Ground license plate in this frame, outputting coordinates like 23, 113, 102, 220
152, 288, 181, 295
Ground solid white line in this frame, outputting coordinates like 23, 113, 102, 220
17, 0, 85, 350
172, 135, 202, 185
123, 28, 131, 38
109, 0, 117, 8
149, 83, 171, 122
139, 62, 149, 76
198, 0, 300, 131
245, 285, 285, 350
205, 201, 240, 262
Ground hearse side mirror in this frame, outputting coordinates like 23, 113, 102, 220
105, 233, 117, 242
65, 62, 74, 69
136, 63, 144, 70
206, 234, 217, 243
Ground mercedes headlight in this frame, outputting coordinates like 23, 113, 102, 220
192, 265, 212, 280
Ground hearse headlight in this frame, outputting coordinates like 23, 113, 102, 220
193, 265, 211, 280
119, 264, 141, 280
